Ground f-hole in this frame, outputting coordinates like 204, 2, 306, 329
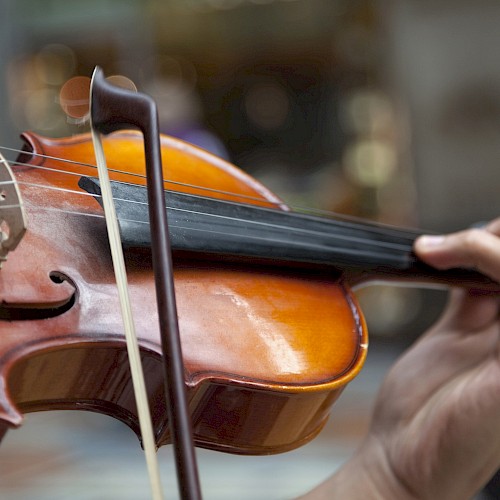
0, 271, 77, 321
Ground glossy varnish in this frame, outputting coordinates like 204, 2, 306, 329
0, 131, 367, 454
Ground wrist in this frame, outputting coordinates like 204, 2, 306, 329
301, 436, 416, 500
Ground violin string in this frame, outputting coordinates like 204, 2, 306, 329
9, 179, 415, 252
2, 160, 419, 253
8, 158, 421, 242
2, 144, 423, 234
6, 199, 416, 256
6, 147, 286, 208
1, 146, 131, 174
12, 159, 282, 211
7, 201, 413, 260
0, 147, 424, 262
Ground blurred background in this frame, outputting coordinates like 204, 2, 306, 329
1, 0, 500, 498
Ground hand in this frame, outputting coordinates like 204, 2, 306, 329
303, 218, 500, 500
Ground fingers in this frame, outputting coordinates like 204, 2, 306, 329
414, 218, 500, 284
414, 218, 500, 331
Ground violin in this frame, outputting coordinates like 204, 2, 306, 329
0, 70, 496, 497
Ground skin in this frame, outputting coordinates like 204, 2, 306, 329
302, 218, 500, 499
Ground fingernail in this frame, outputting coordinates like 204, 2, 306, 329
417, 235, 446, 248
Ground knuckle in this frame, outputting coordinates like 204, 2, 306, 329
463, 228, 483, 246
462, 229, 494, 268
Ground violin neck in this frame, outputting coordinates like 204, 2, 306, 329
79, 176, 495, 289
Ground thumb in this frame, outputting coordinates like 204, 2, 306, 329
414, 228, 500, 283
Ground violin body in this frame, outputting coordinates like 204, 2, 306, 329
0, 131, 367, 454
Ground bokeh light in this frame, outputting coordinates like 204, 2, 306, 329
244, 81, 290, 131
59, 76, 91, 120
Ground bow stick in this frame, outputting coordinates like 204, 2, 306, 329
90, 67, 202, 500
